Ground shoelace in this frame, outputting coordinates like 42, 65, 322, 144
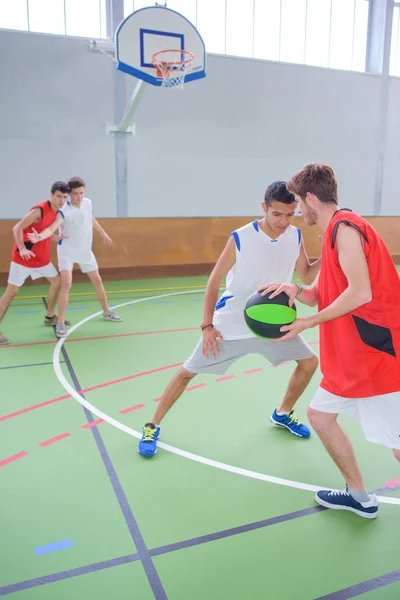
327, 489, 349, 497
142, 426, 157, 442
288, 412, 302, 426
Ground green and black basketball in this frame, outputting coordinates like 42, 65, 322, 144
244, 291, 296, 339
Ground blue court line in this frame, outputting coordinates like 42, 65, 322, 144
15, 310, 41, 314
192, 298, 204, 302
0, 480, 398, 595
66, 307, 87, 311
45, 295, 167, 600
151, 301, 174, 305
35, 540, 73, 556
0, 361, 65, 371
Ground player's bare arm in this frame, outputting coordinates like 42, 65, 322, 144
295, 237, 321, 285
12, 208, 42, 259
26, 212, 64, 243
202, 236, 236, 358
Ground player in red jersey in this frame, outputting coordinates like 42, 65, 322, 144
0, 181, 70, 345
260, 163, 400, 519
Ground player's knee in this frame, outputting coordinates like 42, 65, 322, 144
392, 448, 400, 463
306, 406, 333, 431
90, 273, 102, 286
7, 284, 19, 299
61, 279, 72, 291
299, 354, 319, 375
178, 367, 197, 383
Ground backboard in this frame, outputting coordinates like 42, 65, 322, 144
115, 6, 206, 86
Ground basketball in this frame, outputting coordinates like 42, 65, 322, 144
244, 291, 297, 339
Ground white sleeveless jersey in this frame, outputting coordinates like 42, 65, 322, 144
57, 198, 93, 262
213, 221, 302, 340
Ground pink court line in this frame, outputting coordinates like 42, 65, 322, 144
243, 368, 264, 374
119, 404, 145, 415
81, 419, 104, 429
0, 327, 198, 350
39, 433, 71, 447
0, 363, 182, 424
384, 478, 400, 488
186, 383, 208, 392
0, 451, 28, 467
216, 375, 236, 382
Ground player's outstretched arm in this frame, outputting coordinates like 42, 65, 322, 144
12, 207, 43, 259
312, 224, 372, 325
295, 236, 321, 285
26, 212, 64, 243
92, 217, 112, 245
201, 236, 236, 359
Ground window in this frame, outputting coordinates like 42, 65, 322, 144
226, 0, 254, 58
28, 0, 65, 35
0, 0, 372, 71
197, 0, 226, 54
0, 0, 28, 31
253, 0, 280, 62
390, 4, 400, 76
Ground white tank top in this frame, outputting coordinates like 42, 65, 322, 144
57, 198, 93, 261
213, 221, 302, 340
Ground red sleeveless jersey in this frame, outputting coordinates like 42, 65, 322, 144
11, 201, 59, 269
319, 209, 400, 398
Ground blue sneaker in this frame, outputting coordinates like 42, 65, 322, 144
315, 486, 378, 519
270, 409, 310, 439
138, 423, 160, 457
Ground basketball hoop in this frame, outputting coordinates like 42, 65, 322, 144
152, 49, 195, 89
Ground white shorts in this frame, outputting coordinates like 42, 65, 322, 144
8, 261, 58, 287
310, 387, 400, 450
58, 252, 98, 274
183, 335, 316, 375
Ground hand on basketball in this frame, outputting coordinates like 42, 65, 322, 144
258, 283, 298, 307
26, 228, 40, 244
102, 233, 112, 246
202, 327, 224, 359
19, 247, 36, 260
274, 315, 319, 342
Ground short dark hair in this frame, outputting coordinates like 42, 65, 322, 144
264, 181, 296, 207
68, 176, 86, 190
51, 181, 69, 194
287, 163, 338, 204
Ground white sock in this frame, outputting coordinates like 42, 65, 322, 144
348, 487, 371, 503
276, 410, 290, 416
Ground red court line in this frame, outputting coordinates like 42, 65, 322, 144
1, 341, 320, 425
39, 433, 71, 447
0, 395, 71, 423
81, 364, 182, 395
0, 451, 28, 467
81, 419, 104, 429
119, 404, 145, 415
186, 384, 208, 392
384, 478, 400, 488
216, 375, 236, 382
0, 364, 182, 424
0, 327, 198, 350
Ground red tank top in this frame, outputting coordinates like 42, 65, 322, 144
11, 201, 59, 269
319, 210, 400, 398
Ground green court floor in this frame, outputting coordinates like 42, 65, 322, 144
1, 276, 399, 599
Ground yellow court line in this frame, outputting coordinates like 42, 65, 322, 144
12, 279, 301, 300
12, 285, 207, 300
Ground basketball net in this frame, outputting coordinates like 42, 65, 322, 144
152, 49, 195, 89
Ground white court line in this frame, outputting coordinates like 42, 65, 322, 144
52, 289, 400, 506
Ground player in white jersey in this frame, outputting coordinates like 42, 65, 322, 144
27, 177, 122, 337
138, 181, 321, 457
